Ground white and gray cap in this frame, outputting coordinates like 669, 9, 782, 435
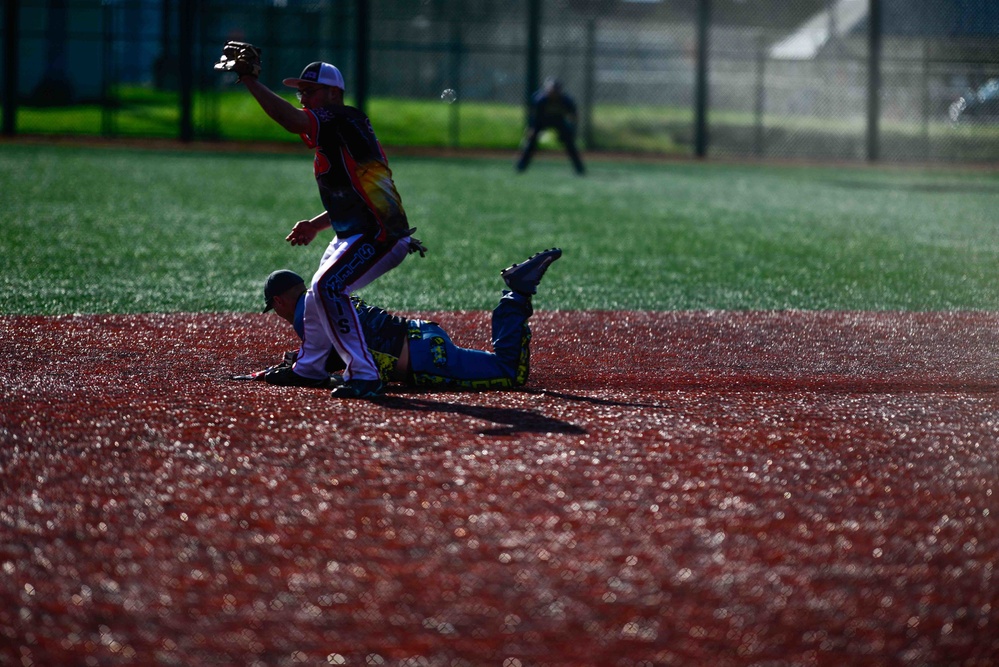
282, 62, 345, 90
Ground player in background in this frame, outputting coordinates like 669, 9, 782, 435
515, 77, 586, 175
235, 56, 424, 398
241, 249, 562, 393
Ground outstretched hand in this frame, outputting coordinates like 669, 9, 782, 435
286, 219, 320, 246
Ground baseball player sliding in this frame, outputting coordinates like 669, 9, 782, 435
237, 249, 562, 393
215, 42, 425, 399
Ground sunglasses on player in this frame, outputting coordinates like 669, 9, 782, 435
296, 86, 323, 102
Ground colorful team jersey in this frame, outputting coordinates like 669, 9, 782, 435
301, 105, 409, 242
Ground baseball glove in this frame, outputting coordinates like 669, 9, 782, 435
230, 350, 296, 381
214, 41, 261, 81
263, 365, 341, 389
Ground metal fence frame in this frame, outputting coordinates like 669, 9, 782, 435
2, 0, 998, 163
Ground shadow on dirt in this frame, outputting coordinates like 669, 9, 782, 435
375, 395, 588, 436
532, 389, 666, 410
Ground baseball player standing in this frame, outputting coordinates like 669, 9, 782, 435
515, 77, 586, 175
217, 44, 424, 398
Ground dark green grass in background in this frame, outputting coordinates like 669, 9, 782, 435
1, 143, 996, 314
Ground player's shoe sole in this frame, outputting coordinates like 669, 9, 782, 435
501, 248, 563, 295
330, 378, 384, 399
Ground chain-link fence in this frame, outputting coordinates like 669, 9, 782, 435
3, 0, 998, 163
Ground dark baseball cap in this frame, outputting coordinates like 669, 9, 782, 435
262, 270, 305, 312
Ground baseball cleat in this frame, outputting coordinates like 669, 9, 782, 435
263, 365, 336, 388
501, 247, 562, 295
330, 378, 384, 399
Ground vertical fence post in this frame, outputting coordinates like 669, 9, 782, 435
100, 0, 116, 136
920, 38, 930, 158
582, 17, 596, 150
525, 0, 541, 120
753, 30, 766, 157
328, 2, 350, 79
866, 0, 882, 162
199, 2, 219, 140
355, 0, 369, 113
448, 17, 461, 148
178, 0, 194, 141
2, 0, 19, 136
694, 0, 710, 158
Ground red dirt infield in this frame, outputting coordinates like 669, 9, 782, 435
2, 310, 997, 666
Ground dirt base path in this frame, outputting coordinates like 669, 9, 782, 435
2, 311, 997, 665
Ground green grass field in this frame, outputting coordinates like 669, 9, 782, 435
17, 87, 999, 156
1, 141, 996, 315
